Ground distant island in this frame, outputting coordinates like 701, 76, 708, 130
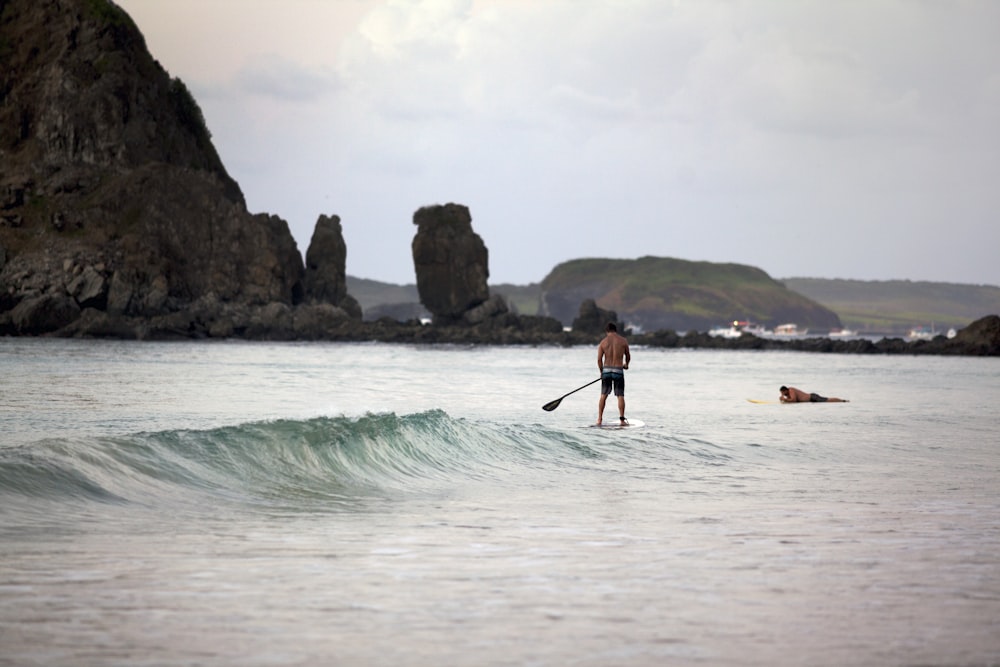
350, 272, 1000, 338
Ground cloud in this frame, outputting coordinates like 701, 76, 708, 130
116, 0, 1000, 286
234, 54, 341, 102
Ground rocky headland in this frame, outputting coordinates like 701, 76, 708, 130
0, 0, 997, 355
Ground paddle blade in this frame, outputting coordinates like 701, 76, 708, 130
541, 398, 562, 411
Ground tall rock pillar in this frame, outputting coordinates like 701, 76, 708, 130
411, 203, 489, 323
304, 214, 361, 319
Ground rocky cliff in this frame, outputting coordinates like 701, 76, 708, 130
0, 0, 362, 339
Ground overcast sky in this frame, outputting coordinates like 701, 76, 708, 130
115, 0, 1000, 287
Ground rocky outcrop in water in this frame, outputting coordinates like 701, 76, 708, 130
304, 214, 361, 319
571, 299, 623, 336
411, 203, 490, 323
0, 0, 360, 339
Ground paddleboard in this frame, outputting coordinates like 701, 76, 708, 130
746, 399, 779, 404
589, 418, 645, 429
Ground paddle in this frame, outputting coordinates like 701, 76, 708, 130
542, 378, 601, 411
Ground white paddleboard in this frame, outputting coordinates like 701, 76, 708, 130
589, 418, 645, 429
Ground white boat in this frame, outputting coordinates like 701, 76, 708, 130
737, 321, 772, 336
828, 328, 857, 338
773, 323, 808, 336
907, 326, 937, 341
708, 323, 742, 339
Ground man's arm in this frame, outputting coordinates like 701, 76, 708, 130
597, 342, 605, 373
623, 342, 631, 370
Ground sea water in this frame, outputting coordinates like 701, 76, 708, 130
1, 338, 998, 666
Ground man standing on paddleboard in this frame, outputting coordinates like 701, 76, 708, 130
597, 322, 631, 425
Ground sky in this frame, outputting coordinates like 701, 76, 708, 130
114, 0, 1000, 287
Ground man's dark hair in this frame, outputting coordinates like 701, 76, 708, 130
606, 322, 617, 332
779, 386, 788, 392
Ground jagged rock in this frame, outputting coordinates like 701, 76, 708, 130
292, 303, 353, 339
946, 314, 1000, 355
0, 0, 241, 200
66, 265, 108, 309
0, 0, 306, 335
10, 293, 80, 334
463, 294, 509, 325
303, 214, 362, 319
571, 299, 622, 335
364, 302, 430, 323
411, 203, 489, 322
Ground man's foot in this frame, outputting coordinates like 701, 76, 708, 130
619, 416, 628, 424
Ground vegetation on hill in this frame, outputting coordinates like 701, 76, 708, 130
347, 270, 1000, 336
782, 278, 1000, 333
539, 257, 840, 332
346, 277, 419, 312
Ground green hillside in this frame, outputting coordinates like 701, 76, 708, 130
782, 278, 1000, 333
539, 257, 840, 332
348, 269, 1000, 335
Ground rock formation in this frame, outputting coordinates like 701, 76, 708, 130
411, 203, 490, 323
571, 299, 623, 335
304, 214, 362, 319
0, 0, 360, 339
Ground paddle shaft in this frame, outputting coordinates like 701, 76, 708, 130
542, 377, 602, 411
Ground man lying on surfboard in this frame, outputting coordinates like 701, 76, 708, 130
779, 385, 849, 403
597, 322, 631, 425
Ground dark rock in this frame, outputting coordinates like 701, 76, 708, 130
0, 0, 305, 335
463, 294, 509, 325
59, 308, 142, 339
11, 293, 80, 334
411, 203, 489, 322
571, 299, 622, 335
303, 214, 362, 319
292, 303, 355, 340
66, 265, 108, 309
0, 0, 241, 201
364, 302, 430, 323
943, 315, 1000, 355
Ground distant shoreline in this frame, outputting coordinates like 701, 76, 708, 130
12, 316, 997, 356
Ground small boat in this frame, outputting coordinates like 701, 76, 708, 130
828, 328, 857, 338
907, 326, 937, 341
737, 321, 772, 336
773, 323, 808, 336
708, 323, 742, 339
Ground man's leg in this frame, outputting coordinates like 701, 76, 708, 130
597, 394, 608, 425
618, 395, 626, 420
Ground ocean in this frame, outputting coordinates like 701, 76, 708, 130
1, 338, 998, 666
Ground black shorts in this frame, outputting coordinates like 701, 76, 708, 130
601, 370, 625, 397
809, 393, 828, 402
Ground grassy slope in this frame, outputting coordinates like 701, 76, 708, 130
539, 257, 838, 329
782, 278, 1000, 331
348, 268, 1000, 333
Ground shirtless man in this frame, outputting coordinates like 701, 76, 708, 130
597, 322, 631, 425
779, 385, 848, 403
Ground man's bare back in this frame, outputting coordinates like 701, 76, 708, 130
779, 385, 848, 403
598, 332, 631, 372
